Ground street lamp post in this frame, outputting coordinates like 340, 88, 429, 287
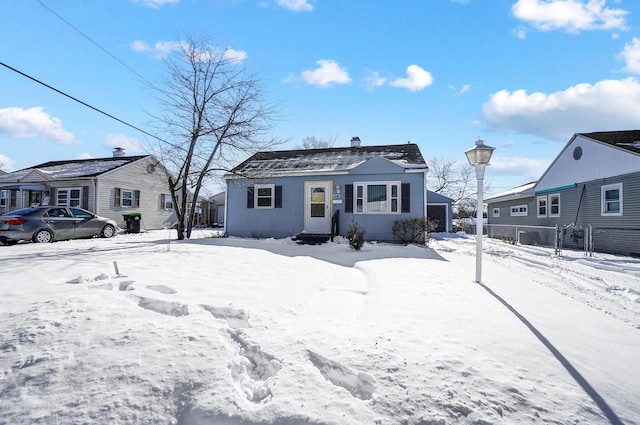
465, 139, 496, 283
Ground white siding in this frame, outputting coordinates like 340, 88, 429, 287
96, 157, 177, 230
537, 135, 640, 192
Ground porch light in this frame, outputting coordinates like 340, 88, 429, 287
465, 139, 495, 283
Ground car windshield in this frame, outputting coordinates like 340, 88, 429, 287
2, 208, 44, 217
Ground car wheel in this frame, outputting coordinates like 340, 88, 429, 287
100, 224, 116, 238
32, 230, 54, 243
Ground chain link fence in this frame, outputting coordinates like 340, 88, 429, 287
461, 223, 640, 257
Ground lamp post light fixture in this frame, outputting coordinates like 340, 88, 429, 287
465, 139, 496, 283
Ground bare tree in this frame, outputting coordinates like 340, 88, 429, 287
427, 157, 490, 216
152, 35, 279, 239
296, 135, 336, 150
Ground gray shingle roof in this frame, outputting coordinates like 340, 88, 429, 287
0, 155, 149, 182
578, 130, 640, 155
230, 144, 427, 176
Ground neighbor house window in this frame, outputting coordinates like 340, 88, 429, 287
492, 207, 500, 218
601, 183, 622, 216
57, 188, 81, 207
161, 194, 173, 210
537, 194, 560, 218
255, 184, 275, 208
549, 194, 560, 217
114, 188, 140, 208
122, 190, 133, 207
510, 204, 528, 216
537, 196, 547, 217
354, 182, 401, 214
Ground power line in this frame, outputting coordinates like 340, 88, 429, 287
0, 60, 170, 145
35, 0, 158, 90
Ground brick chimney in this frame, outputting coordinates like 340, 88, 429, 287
113, 147, 125, 157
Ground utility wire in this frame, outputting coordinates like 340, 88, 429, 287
35, 0, 158, 90
0, 61, 170, 145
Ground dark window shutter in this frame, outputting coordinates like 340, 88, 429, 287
345, 184, 353, 213
246, 187, 254, 208
82, 186, 89, 209
9, 190, 17, 207
275, 185, 282, 208
160, 194, 165, 210
401, 183, 410, 213
134, 190, 141, 208
50, 188, 57, 206
115, 188, 121, 207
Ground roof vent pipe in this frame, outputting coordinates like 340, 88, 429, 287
350, 137, 361, 147
113, 147, 125, 157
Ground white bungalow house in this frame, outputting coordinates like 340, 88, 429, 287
0, 149, 177, 230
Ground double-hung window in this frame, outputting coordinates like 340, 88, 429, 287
354, 182, 400, 214
0, 190, 7, 208
121, 190, 134, 207
549, 194, 560, 217
162, 194, 173, 210
57, 188, 81, 207
537, 196, 547, 217
601, 183, 622, 216
255, 184, 275, 209
537, 193, 560, 218
114, 188, 140, 208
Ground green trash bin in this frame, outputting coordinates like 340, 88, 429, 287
122, 212, 142, 234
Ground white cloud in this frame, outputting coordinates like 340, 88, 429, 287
277, 0, 313, 12
299, 60, 351, 87
514, 25, 528, 39
132, 0, 180, 8
512, 0, 628, 33
103, 134, 146, 154
0, 154, 14, 172
482, 78, 640, 140
76, 152, 94, 160
131, 40, 182, 59
364, 70, 387, 89
131, 40, 247, 62
618, 37, 640, 74
389, 65, 434, 92
489, 155, 551, 179
458, 84, 471, 95
0, 107, 76, 144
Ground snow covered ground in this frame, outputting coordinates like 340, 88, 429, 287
1, 229, 639, 425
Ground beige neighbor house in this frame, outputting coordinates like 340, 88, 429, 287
0, 149, 177, 231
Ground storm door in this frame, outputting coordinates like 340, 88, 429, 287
305, 182, 331, 233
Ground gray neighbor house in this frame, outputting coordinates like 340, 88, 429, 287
0, 149, 177, 231
486, 130, 640, 256
224, 138, 444, 242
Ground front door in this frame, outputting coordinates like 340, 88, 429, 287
305, 182, 331, 233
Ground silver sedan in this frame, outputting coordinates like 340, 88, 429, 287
0, 206, 118, 245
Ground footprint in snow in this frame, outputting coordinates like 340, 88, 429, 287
307, 350, 375, 400
136, 296, 189, 317
228, 330, 281, 403
146, 284, 177, 294
200, 304, 250, 329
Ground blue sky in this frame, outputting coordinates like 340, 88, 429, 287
1, 0, 640, 195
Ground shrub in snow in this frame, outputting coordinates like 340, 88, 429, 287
391, 217, 436, 245
347, 220, 365, 251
